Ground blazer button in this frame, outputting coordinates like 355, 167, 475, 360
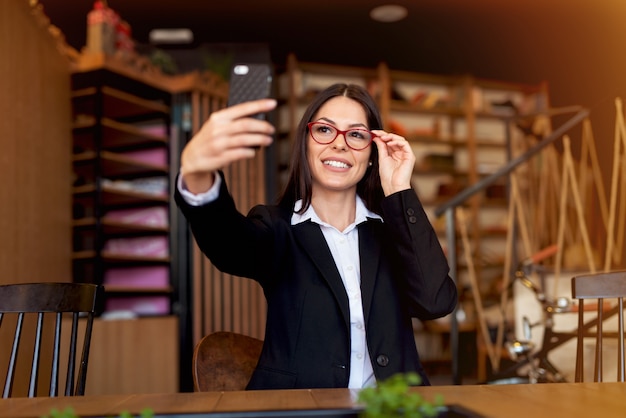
408, 216, 417, 224
376, 355, 389, 367
406, 208, 415, 216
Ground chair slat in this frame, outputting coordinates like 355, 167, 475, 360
595, 300, 603, 382
618, 297, 625, 382
65, 312, 79, 396
50, 312, 62, 397
28, 313, 45, 397
76, 312, 95, 396
3, 312, 24, 397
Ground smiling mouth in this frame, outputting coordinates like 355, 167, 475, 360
323, 160, 351, 169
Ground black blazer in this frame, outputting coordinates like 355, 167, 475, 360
175, 176, 457, 389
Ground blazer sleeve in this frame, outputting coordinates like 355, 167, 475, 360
380, 189, 457, 319
174, 173, 277, 280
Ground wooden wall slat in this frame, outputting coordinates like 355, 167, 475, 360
191, 90, 204, 345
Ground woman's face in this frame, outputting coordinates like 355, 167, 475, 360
307, 96, 372, 195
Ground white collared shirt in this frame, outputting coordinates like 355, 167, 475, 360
292, 198, 381, 389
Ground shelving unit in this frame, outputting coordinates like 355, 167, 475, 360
66, 65, 184, 395
275, 55, 550, 374
386, 71, 549, 286
70, 68, 174, 317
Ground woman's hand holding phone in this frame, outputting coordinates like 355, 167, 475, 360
180, 99, 277, 195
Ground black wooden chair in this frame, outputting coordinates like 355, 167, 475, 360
571, 271, 626, 382
0, 282, 103, 398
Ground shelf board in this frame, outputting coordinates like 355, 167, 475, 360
72, 85, 170, 119
73, 117, 169, 150
73, 184, 169, 205
73, 217, 169, 234
432, 227, 507, 238
405, 135, 506, 149
474, 110, 518, 120
481, 227, 509, 237
390, 100, 465, 116
405, 135, 447, 145
473, 76, 546, 92
413, 167, 468, 176
388, 68, 464, 85
474, 139, 507, 148
72, 250, 170, 264
73, 150, 169, 177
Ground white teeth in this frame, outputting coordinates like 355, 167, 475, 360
323, 160, 350, 168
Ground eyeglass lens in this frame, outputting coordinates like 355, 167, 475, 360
309, 122, 373, 150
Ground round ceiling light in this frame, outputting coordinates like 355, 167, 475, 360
370, 5, 408, 23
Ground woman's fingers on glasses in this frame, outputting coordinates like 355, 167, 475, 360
372, 130, 393, 139
373, 132, 413, 155
373, 131, 408, 144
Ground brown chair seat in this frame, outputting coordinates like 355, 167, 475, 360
192, 331, 263, 391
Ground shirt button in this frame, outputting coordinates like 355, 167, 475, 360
357, 353, 363, 360
347, 265, 353, 271
356, 323, 363, 330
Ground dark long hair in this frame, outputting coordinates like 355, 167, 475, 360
278, 83, 385, 214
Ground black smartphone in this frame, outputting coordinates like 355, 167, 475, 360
227, 63, 273, 120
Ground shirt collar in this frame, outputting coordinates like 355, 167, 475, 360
291, 196, 382, 231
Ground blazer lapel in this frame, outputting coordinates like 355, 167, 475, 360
292, 221, 350, 324
358, 219, 382, 320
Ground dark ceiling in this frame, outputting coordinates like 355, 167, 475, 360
38, 0, 626, 122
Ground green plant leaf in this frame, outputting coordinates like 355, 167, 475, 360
140, 408, 155, 418
40, 407, 78, 418
357, 373, 444, 418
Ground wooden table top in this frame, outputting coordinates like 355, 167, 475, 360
1, 382, 625, 418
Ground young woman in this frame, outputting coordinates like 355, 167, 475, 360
175, 83, 457, 390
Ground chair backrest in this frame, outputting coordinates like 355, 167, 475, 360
0, 282, 103, 398
571, 271, 626, 382
192, 331, 263, 391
